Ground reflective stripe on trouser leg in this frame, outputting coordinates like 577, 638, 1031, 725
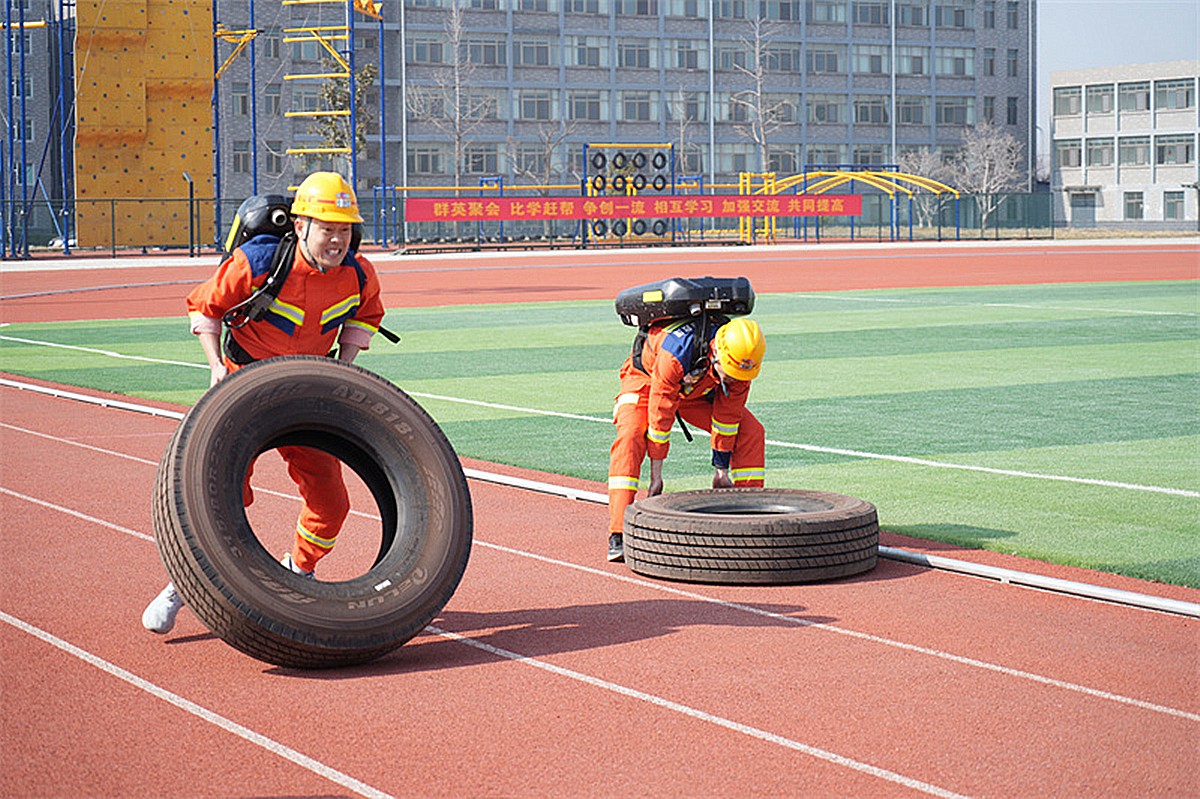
279, 445, 350, 572
730, 409, 765, 487
609, 392, 648, 534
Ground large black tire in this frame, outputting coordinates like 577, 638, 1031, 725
624, 488, 877, 585
152, 356, 472, 669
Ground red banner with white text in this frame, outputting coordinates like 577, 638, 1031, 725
404, 194, 863, 223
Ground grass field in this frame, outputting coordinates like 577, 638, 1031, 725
2, 279, 1197, 587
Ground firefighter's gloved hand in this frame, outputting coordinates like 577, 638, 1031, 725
712, 467, 733, 489
648, 459, 665, 497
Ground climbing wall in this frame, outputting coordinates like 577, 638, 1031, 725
75, 0, 213, 248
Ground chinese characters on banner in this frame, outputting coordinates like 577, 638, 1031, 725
404, 194, 864, 223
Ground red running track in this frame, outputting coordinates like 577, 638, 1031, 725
2, 240, 1199, 798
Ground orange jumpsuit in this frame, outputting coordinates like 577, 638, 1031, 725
608, 317, 765, 535
186, 234, 386, 571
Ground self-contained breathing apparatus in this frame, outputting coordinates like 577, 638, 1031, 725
614, 276, 755, 439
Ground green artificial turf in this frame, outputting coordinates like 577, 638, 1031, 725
2, 279, 1197, 586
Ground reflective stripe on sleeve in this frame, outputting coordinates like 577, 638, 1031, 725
296, 523, 337, 551
731, 466, 765, 483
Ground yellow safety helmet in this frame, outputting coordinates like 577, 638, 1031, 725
714, 318, 765, 380
290, 172, 363, 224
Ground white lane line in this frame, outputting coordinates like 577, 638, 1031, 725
0, 611, 397, 799
4, 454, 1197, 724
6, 343, 1195, 498
428, 624, 971, 799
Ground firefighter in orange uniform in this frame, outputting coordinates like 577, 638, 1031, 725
142, 172, 386, 633
607, 316, 766, 562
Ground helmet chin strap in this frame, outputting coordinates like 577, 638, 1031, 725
297, 217, 328, 273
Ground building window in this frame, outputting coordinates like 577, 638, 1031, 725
1053, 86, 1082, 116
469, 37, 507, 66
569, 91, 603, 121
1164, 191, 1185, 220
262, 34, 281, 59
1124, 192, 1143, 220
1006, 48, 1019, 77
567, 0, 604, 11
293, 85, 321, 113
232, 141, 251, 173
897, 1, 927, 25
853, 145, 888, 165
265, 141, 283, 176
807, 94, 845, 123
673, 40, 702, 70
517, 0, 550, 10
763, 0, 800, 20
618, 40, 653, 69
1118, 81, 1150, 112
622, 91, 654, 121
807, 0, 847, 23
897, 46, 927, 75
981, 48, 995, 77
1118, 136, 1150, 166
807, 144, 845, 165
615, 0, 658, 15
717, 46, 748, 70
935, 47, 973, 77
1055, 139, 1082, 168
853, 44, 888, 74
935, 96, 972, 126
264, 84, 282, 116
408, 147, 443, 175
982, 0, 994, 27
575, 37, 605, 67
1155, 79, 1196, 110
233, 82, 250, 115
807, 45, 844, 73
982, 96, 995, 123
852, 1, 887, 24
464, 145, 499, 174
854, 95, 889, 124
1156, 134, 1195, 165
1006, 95, 1019, 125
717, 0, 747, 16
469, 0, 500, 8
666, 0, 702, 16
1006, 0, 1018, 28
766, 46, 800, 72
934, 1, 971, 28
897, 96, 928, 124
1086, 85, 1113, 114
519, 90, 553, 120
515, 40, 552, 66
1086, 138, 1113, 167
408, 39, 443, 64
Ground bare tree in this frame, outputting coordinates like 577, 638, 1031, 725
506, 120, 579, 193
729, 17, 790, 173
895, 147, 955, 228
946, 120, 1025, 232
309, 61, 377, 176
666, 86, 701, 180
405, 2, 495, 188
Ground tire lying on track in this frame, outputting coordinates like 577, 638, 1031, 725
624, 488, 877, 585
151, 356, 473, 669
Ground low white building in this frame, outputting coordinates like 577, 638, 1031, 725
1050, 60, 1198, 229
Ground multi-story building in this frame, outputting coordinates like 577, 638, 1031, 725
1050, 60, 1199, 229
3, 0, 74, 249
211, 0, 1036, 209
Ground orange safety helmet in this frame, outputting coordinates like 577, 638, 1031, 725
713, 318, 765, 380
290, 172, 363, 224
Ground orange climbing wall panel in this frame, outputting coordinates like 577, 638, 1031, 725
75, 0, 214, 248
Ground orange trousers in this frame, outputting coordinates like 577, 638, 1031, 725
226, 357, 349, 573
243, 446, 350, 572
608, 391, 765, 534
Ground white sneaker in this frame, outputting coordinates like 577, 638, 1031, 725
281, 553, 315, 579
142, 582, 184, 634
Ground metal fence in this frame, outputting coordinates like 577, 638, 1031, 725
2, 191, 1065, 258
